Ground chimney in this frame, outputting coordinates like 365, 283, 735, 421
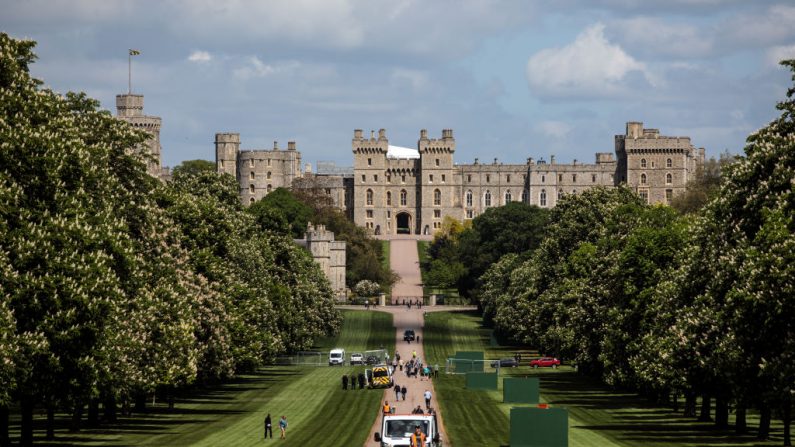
288, 141, 296, 151
273, 141, 279, 150
550, 155, 556, 164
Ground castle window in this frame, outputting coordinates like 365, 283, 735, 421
466, 209, 473, 219
441, 174, 446, 183
435, 158, 440, 167
640, 173, 647, 184
267, 171, 271, 180
540, 189, 547, 207
361, 174, 366, 182
250, 197, 255, 204
486, 174, 490, 183
374, 174, 378, 182
219, 160, 224, 169
267, 159, 271, 166
542, 175, 545, 183
466, 190, 473, 207
505, 190, 512, 204
592, 174, 597, 182
666, 173, 672, 185
387, 211, 391, 218
507, 174, 511, 182
572, 174, 577, 182
641, 158, 647, 168
249, 172, 255, 180
666, 189, 673, 204
368, 158, 372, 166
267, 184, 272, 192
433, 189, 441, 206
366, 210, 373, 219
639, 189, 649, 204
467, 174, 471, 182
434, 210, 441, 218
249, 159, 254, 168
387, 174, 391, 182
366, 189, 373, 206
667, 158, 673, 168
558, 189, 563, 200
386, 191, 392, 206
558, 174, 562, 182
521, 190, 527, 203
249, 184, 255, 194
401, 175, 406, 183
429, 175, 434, 183
325, 188, 331, 195
484, 191, 492, 207
400, 189, 407, 206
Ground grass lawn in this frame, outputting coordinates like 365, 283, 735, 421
424, 310, 785, 447
17, 310, 394, 447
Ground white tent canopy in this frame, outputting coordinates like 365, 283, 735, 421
387, 145, 420, 159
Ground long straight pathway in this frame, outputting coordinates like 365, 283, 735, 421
363, 237, 449, 446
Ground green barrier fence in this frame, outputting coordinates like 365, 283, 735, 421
453, 351, 484, 373
510, 407, 568, 447
465, 371, 498, 390
503, 377, 540, 403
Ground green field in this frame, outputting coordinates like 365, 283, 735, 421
17, 310, 394, 447
424, 310, 784, 447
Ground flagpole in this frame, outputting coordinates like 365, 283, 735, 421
128, 50, 132, 94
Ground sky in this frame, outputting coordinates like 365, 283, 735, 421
2, 0, 795, 169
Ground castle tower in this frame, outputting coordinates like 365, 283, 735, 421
418, 129, 456, 235
215, 133, 240, 178
115, 94, 162, 178
352, 129, 390, 233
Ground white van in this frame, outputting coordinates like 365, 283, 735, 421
375, 413, 441, 446
329, 348, 345, 366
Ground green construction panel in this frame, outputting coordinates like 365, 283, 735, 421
503, 377, 540, 403
510, 407, 568, 447
465, 372, 498, 390
454, 351, 484, 373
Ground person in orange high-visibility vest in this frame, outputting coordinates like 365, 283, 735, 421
410, 425, 426, 447
383, 401, 391, 415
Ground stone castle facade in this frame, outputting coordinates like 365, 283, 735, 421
294, 224, 347, 298
217, 122, 705, 235
115, 93, 167, 179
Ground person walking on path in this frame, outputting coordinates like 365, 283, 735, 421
394, 384, 401, 400
424, 389, 432, 410
278, 416, 288, 439
383, 401, 391, 416
350, 372, 357, 390
264, 413, 272, 439
342, 374, 348, 390
401, 385, 407, 401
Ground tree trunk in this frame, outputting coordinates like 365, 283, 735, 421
134, 393, 146, 413
103, 396, 117, 423
87, 399, 99, 427
0, 405, 10, 447
698, 394, 712, 422
715, 397, 729, 429
70, 402, 84, 432
758, 405, 771, 440
684, 391, 697, 418
783, 398, 791, 447
46, 404, 55, 439
20, 397, 34, 447
735, 405, 747, 434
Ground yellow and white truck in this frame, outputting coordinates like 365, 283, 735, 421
366, 364, 394, 388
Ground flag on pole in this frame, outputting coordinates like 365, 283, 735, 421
129, 49, 140, 56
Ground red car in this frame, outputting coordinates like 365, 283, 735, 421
529, 357, 560, 368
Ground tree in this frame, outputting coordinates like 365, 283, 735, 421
670, 151, 735, 214
252, 188, 314, 238
172, 159, 216, 177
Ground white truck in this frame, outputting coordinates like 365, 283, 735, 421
328, 348, 345, 366
374, 413, 442, 447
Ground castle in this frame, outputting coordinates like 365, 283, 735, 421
216, 123, 705, 235
294, 224, 347, 298
115, 93, 168, 179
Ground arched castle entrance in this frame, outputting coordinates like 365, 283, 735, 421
396, 212, 412, 234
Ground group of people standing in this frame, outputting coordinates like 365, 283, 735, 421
341, 371, 367, 390
263, 414, 288, 440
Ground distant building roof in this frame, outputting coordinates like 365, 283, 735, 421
387, 145, 420, 159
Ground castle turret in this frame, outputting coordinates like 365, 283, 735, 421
215, 132, 240, 177
116, 93, 162, 178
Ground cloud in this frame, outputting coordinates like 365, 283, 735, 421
526, 23, 653, 98
187, 50, 212, 63
232, 56, 300, 80
719, 4, 795, 48
536, 120, 572, 138
611, 17, 712, 58
766, 45, 795, 67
